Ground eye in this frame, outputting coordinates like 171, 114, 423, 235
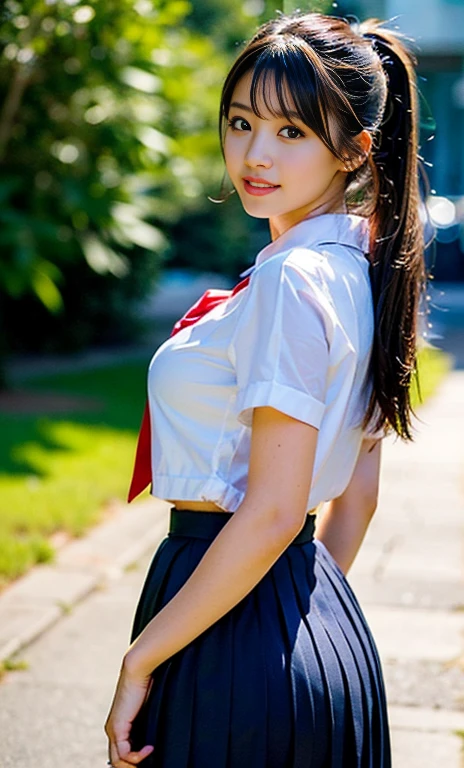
279, 125, 305, 140
227, 117, 250, 131
227, 117, 305, 139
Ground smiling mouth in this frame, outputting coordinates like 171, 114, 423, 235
247, 181, 278, 188
243, 179, 281, 196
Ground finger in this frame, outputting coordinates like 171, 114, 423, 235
116, 738, 154, 765
110, 740, 138, 768
110, 744, 137, 768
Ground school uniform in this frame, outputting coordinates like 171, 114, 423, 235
128, 212, 392, 767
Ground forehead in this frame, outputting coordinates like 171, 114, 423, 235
230, 69, 300, 120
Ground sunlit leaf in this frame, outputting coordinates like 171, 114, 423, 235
81, 233, 130, 277
135, 125, 174, 154
119, 66, 162, 93
31, 268, 63, 313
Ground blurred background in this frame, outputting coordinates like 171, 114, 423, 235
0, 0, 461, 582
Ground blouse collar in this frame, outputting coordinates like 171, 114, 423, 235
240, 213, 370, 278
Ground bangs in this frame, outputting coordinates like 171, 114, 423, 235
221, 38, 345, 158
249, 43, 324, 131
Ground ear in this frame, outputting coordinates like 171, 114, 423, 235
340, 130, 373, 173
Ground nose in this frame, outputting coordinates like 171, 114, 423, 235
244, 131, 272, 170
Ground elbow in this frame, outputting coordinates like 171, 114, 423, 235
238, 500, 305, 550
241, 488, 308, 536
274, 506, 311, 543
264, 508, 310, 549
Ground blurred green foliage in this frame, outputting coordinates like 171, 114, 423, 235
0, 0, 356, 371
0, 0, 263, 366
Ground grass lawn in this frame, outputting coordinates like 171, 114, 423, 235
0, 344, 453, 588
0, 360, 150, 589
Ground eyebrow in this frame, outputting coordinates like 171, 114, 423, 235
229, 101, 302, 121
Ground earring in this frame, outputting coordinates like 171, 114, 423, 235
207, 169, 236, 204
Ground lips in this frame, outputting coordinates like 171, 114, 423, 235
243, 176, 280, 187
242, 176, 281, 196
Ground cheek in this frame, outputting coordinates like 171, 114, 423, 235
291, 144, 332, 172
224, 135, 242, 174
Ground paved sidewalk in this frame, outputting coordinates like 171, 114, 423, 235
0, 371, 463, 766
347, 369, 464, 766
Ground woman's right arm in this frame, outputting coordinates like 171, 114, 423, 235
314, 437, 382, 576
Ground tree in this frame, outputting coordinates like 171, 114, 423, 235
0, 0, 242, 369
0, 0, 363, 378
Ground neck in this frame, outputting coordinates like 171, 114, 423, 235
269, 199, 348, 242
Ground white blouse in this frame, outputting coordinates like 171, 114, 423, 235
147, 212, 383, 514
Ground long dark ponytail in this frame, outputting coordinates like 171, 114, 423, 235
357, 21, 429, 440
218, 12, 432, 441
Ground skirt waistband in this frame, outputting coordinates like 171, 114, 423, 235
168, 508, 316, 545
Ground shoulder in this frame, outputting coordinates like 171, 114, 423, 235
285, 241, 372, 309
250, 246, 328, 296
248, 245, 338, 322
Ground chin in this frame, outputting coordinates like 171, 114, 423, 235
238, 199, 280, 218
242, 207, 273, 219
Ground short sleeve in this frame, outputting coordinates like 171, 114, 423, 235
229, 256, 332, 429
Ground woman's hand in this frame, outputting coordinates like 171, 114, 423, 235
104, 656, 155, 767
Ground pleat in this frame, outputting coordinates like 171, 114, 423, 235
314, 573, 371, 762
130, 536, 172, 642
156, 642, 198, 768
311, 549, 375, 764
130, 537, 189, 642
312, 539, 391, 767
272, 549, 338, 768
315, 539, 387, 700
307, 554, 368, 765
140, 660, 175, 766
127, 528, 391, 768
254, 560, 294, 767
268, 552, 312, 766
227, 582, 268, 768
189, 608, 234, 768
129, 537, 206, 765
286, 545, 335, 768
288, 556, 347, 767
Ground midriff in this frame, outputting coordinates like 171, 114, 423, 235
167, 500, 229, 512
167, 499, 319, 515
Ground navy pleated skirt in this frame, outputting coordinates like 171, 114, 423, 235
129, 508, 391, 767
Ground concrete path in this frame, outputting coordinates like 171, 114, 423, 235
0, 370, 463, 766
347, 368, 464, 766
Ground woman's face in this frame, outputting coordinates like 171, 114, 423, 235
223, 69, 349, 237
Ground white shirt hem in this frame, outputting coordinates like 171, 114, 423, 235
151, 474, 245, 513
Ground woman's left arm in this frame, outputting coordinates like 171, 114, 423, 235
105, 405, 318, 767
314, 436, 382, 575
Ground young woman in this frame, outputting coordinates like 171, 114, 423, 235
104, 11, 429, 767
